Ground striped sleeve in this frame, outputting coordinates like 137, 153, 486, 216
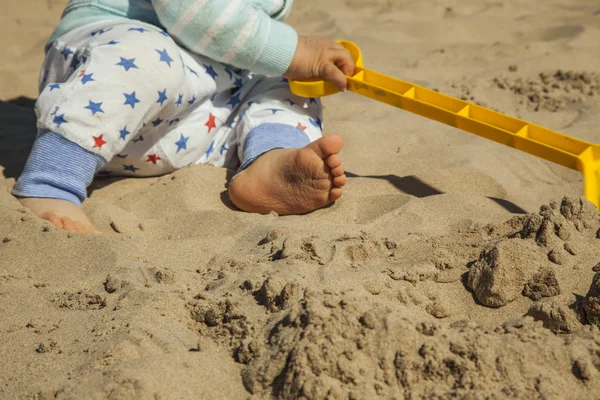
151, 0, 298, 76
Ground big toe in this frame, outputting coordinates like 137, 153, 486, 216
307, 135, 343, 159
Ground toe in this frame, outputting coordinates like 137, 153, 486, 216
329, 186, 343, 202
61, 218, 79, 232
74, 221, 93, 233
325, 154, 342, 170
45, 213, 64, 229
333, 174, 347, 187
331, 165, 345, 177
307, 135, 343, 159
80, 223, 95, 234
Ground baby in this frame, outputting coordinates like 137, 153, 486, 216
13, 0, 354, 233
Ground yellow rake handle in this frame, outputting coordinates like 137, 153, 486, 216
289, 41, 600, 210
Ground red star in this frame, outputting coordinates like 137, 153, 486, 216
297, 122, 307, 131
92, 134, 106, 149
78, 69, 87, 77
205, 113, 216, 134
146, 153, 161, 164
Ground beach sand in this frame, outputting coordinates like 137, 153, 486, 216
2, 0, 600, 398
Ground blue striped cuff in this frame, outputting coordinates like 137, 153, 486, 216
239, 123, 310, 171
13, 131, 106, 206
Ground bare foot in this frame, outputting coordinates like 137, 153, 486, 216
228, 135, 347, 215
19, 197, 100, 234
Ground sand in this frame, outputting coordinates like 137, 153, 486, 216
2, 0, 600, 399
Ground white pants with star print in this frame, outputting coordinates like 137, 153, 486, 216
35, 19, 323, 177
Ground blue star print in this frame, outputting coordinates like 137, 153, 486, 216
152, 117, 164, 127
123, 91, 141, 109
310, 117, 323, 129
60, 47, 73, 60
204, 64, 218, 80
70, 55, 80, 70
92, 28, 112, 36
157, 89, 168, 106
220, 145, 228, 155
85, 100, 104, 115
186, 66, 199, 78
128, 27, 148, 33
269, 108, 284, 114
119, 127, 131, 140
107, 40, 119, 45
81, 73, 95, 85
205, 140, 215, 158
160, 31, 169, 37
229, 113, 243, 129
116, 57, 138, 72
188, 96, 197, 105
169, 119, 180, 126
225, 68, 234, 79
156, 48, 174, 68
49, 83, 61, 91
234, 78, 243, 88
227, 93, 241, 109
53, 113, 68, 126
175, 134, 189, 153
123, 164, 139, 172
176, 94, 183, 106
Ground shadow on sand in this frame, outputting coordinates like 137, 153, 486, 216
0, 98, 528, 216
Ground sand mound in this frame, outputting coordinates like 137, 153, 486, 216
493, 71, 600, 112
468, 196, 600, 308
231, 197, 600, 399
240, 290, 598, 399
467, 239, 547, 307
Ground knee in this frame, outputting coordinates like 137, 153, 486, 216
94, 29, 187, 93
151, 38, 187, 89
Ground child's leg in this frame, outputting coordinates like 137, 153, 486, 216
14, 20, 217, 231
226, 78, 347, 215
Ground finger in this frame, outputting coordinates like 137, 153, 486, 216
321, 62, 347, 92
334, 50, 356, 77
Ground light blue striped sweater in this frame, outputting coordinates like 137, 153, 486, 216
49, 0, 297, 76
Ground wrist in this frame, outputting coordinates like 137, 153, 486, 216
284, 36, 305, 78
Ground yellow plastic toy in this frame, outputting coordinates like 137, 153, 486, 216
289, 41, 600, 210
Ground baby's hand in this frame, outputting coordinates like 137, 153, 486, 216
284, 36, 355, 92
